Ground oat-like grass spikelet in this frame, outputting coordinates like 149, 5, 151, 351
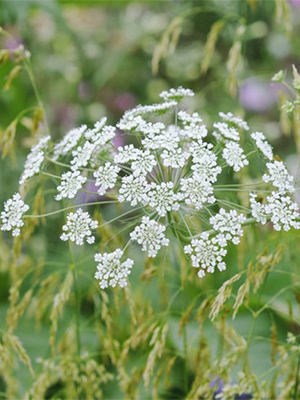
50, 270, 73, 356
210, 273, 241, 320
143, 324, 168, 388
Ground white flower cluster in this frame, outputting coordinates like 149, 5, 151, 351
1, 193, 29, 237
219, 112, 249, 131
2, 86, 299, 288
250, 192, 300, 231
130, 216, 170, 257
263, 161, 295, 193
160, 86, 194, 101
222, 142, 249, 172
94, 249, 134, 289
20, 136, 51, 185
93, 162, 120, 195
209, 209, 246, 245
60, 209, 98, 245
53, 125, 87, 160
184, 233, 227, 278
55, 171, 87, 201
251, 131, 273, 160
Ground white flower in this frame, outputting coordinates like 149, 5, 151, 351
184, 232, 227, 277
219, 112, 249, 131
117, 114, 146, 132
130, 216, 170, 257
1, 193, 29, 237
178, 111, 207, 140
131, 150, 157, 177
190, 142, 221, 183
213, 122, 240, 142
93, 162, 120, 195
209, 208, 246, 245
114, 144, 140, 164
118, 175, 150, 206
20, 136, 51, 185
251, 131, 273, 160
131, 101, 177, 116
148, 182, 182, 217
53, 125, 87, 160
265, 192, 300, 231
222, 142, 249, 171
55, 170, 87, 201
142, 127, 179, 151
263, 161, 295, 193
161, 147, 190, 168
250, 193, 268, 225
137, 121, 165, 136
180, 175, 215, 210
159, 87, 194, 102
70, 141, 95, 171
84, 117, 107, 141
60, 209, 98, 245
89, 126, 116, 145
94, 249, 134, 289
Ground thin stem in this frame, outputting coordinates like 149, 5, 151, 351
24, 200, 119, 218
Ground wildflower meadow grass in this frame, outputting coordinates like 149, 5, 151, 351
1, 1, 300, 399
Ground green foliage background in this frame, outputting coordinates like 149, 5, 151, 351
0, 0, 300, 398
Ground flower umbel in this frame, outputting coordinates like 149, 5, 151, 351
1, 193, 29, 237
94, 249, 134, 289
60, 209, 98, 245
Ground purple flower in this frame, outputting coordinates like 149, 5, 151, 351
239, 78, 284, 113
289, 0, 300, 8
114, 92, 136, 111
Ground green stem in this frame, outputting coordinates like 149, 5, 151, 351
24, 200, 119, 218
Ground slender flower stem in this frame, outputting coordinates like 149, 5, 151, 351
23, 200, 119, 218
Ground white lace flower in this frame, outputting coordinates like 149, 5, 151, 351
114, 144, 140, 164
118, 175, 150, 206
263, 161, 295, 193
184, 233, 227, 278
55, 171, 87, 201
117, 114, 146, 132
265, 192, 300, 231
209, 208, 246, 245
213, 122, 240, 142
53, 125, 87, 160
219, 112, 249, 131
250, 193, 268, 225
160, 87, 194, 102
94, 249, 134, 289
84, 117, 107, 141
178, 111, 207, 140
70, 141, 95, 171
190, 143, 221, 183
142, 128, 179, 151
60, 209, 98, 245
130, 216, 170, 257
93, 162, 120, 195
132, 101, 177, 116
161, 147, 190, 168
20, 136, 51, 185
131, 150, 157, 177
86, 125, 116, 146
1, 193, 29, 237
180, 175, 215, 210
137, 121, 165, 136
222, 142, 249, 172
251, 131, 273, 160
148, 182, 182, 217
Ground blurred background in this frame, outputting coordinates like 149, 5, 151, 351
1, 0, 300, 398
